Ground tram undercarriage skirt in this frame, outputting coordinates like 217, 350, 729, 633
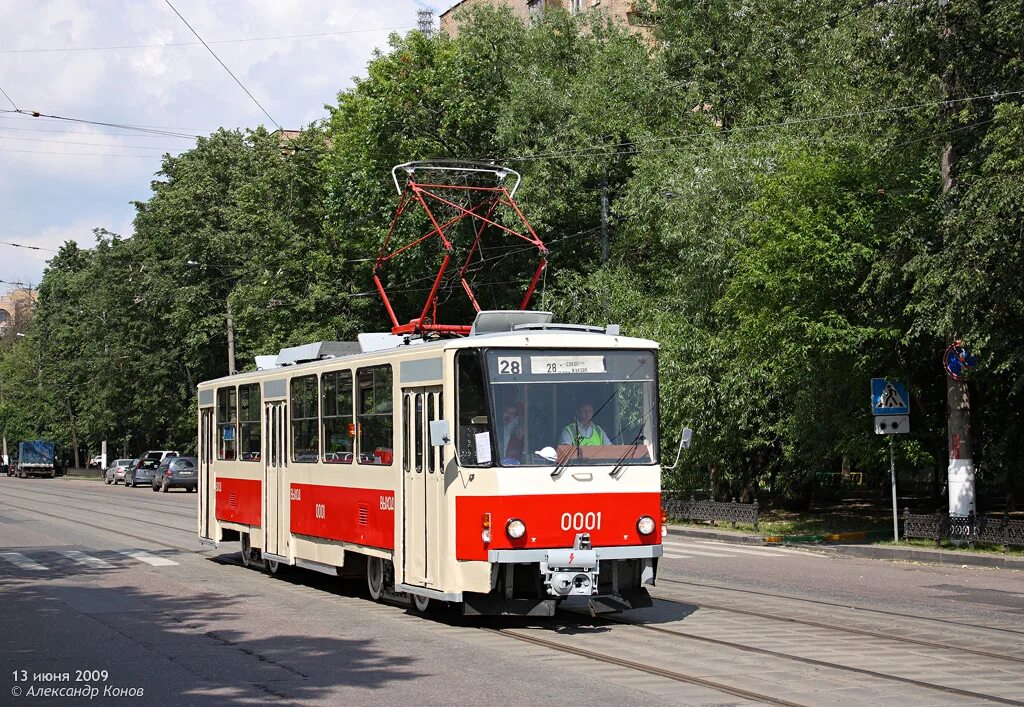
463, 595, 557, 617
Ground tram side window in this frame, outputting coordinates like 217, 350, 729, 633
216, 387, 237, 461
357, 365, 393, 464
290, 375, 320, 463
238, 384, 261, 462
456, 350, 491, 467
322, 370, 354, 464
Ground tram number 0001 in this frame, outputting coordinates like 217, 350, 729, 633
314, 503, 326, 520
560, 512, 602, 531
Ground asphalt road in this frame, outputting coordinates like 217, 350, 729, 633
2, 476, 1022, 706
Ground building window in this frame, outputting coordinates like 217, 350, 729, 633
216, 387, 237, 461
290, 375, 319, 463
528, 0, 544, 24
357, 365, 393, 464
322, 370, 354, 464
239, 384, 261, 462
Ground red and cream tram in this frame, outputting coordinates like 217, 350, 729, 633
197, 311, 664, 615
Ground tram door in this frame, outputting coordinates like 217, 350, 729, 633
198, 408, 215, 541
263, 402, 287, 557
402, 387, 443, 587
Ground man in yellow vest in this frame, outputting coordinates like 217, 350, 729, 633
560, 403, 610, 447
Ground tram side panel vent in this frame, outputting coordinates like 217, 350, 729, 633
358, 504, 369, 525
229, 493, 238, 509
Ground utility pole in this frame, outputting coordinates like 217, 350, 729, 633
226, 296, 237, 376
600, 176, 609, 264
939, 0, 975, 516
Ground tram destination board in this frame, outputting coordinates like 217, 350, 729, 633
531, 355, 606, 375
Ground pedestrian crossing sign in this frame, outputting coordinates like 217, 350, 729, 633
871, 378, 909, 416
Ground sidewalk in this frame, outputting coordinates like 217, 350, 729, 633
666, 523, 1024, 571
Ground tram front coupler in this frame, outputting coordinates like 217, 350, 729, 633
541, 534, 599, 598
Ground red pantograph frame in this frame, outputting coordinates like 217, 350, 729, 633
373, 164, 549, 336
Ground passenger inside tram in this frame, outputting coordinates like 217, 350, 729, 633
456, 349, 658, 468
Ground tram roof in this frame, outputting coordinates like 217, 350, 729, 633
197, 326, 658, 389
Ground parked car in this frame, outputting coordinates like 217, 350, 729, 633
152, 456, 198, 493
88, 455, 105, 468
141, 449, 181, 464
124, 458, 159, 488
104, 458, 136, 485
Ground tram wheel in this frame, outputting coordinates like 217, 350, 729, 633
240, 533, 255, 568
366, 556, 385, 601
266, 558, 282, 575
411, 593, 432, 614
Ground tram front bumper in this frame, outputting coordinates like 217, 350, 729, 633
488, 544, 662, 595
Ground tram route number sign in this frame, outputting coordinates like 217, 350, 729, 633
496, 355, 607, 375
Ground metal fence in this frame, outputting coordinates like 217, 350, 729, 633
664, 495, 760, 531
902, 508, 1024, 550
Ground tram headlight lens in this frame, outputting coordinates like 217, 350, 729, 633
506, 518, 526, 540
637, 515, 656, 536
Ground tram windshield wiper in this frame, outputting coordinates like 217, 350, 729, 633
609, 432, 645, 479
550, 440, 581, 479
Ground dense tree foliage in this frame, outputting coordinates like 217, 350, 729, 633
1, 3, 1020, 505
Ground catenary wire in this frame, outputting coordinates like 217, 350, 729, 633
164, 0, 282, 131
497, 89, 1024, 164
0, 135, 175, 151
1, 241, 58, 252
0, 108, 202, 139
0, 26, 414, 54
0, 84, 18, 111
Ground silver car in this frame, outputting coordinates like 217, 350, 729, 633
104, 458, 136, 485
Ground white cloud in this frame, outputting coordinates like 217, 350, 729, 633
0, 0, 425, 287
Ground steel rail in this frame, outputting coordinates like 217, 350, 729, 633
0, 495, 197, 551
594, 614, 1024, 705
485, 627, 805, 707
658, 576, 1024, 637
1, 482, 196, 519
650, 592, 1024, 665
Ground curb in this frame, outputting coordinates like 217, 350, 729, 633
810, 543, 1024, 570
665, 526, 764, 545
666, 524, 1024, 569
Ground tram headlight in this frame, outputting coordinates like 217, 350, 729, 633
637, 515, 656, 536
506, 518, 527, 540
482, 513, 492, 543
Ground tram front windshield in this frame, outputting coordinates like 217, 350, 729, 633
456, 348, 658, 467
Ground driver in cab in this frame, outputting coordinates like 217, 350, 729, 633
560, 403, 610, 447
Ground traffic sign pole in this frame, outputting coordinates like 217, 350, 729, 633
890, 436, 898, 542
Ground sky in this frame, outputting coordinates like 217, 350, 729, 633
0, 0, 433, 293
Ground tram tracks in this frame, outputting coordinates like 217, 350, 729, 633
0, 494, 199, 553
6, 481, 1024, 704
485, 625, 804, 706
585, 612, 1024, 706
650, 592, 1024, 665
3, 482, 196, 520
659, 576, 1024, 637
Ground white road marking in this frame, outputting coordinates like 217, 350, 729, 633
120, 550, 178, 567
687, 542, 789, 557
59, 550, 114, 568
660, 552, 694, 559
0, 551, 48, 571
658, 546, 733, 558
663, 539, 825, 558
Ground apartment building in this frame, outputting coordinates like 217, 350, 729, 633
439, 0, 652, 38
